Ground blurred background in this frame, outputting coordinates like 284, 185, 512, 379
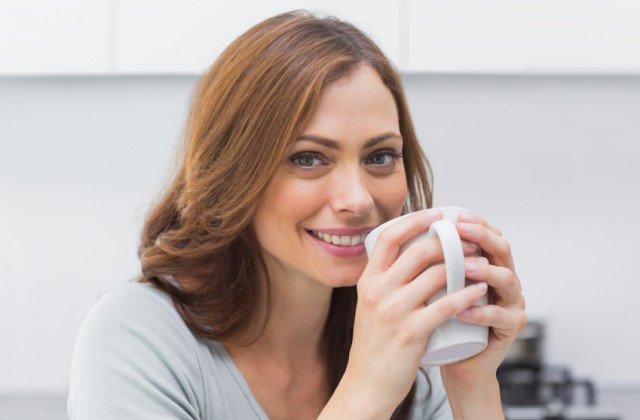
1, 1, 639, 419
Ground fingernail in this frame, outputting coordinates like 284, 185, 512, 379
477, 257, 489, 264
458, 213, 474, 222
426, 209, 442, 218
459, 222, 473, 233
476, 282, 488, 291
459, 309, 471, 318
465, 262, 478, 272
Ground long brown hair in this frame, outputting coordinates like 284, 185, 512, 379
138, 10, 433, 417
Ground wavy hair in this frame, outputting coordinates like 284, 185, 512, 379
138, 10, 433, 417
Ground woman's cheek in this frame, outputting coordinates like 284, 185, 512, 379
374, 172, 408, 217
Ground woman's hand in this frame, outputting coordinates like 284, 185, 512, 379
440, 212, 527, 414
331, 209, 491, 418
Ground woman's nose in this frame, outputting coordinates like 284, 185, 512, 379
330, 169, 375, 216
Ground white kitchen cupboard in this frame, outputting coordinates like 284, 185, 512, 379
0, 0, 111, 75
405, 0, 640, 74
4, 1, 640, 76
114, 0, 400, 74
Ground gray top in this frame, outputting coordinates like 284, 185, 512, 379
68, 282, 452, 419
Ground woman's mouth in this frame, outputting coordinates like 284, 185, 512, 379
308, 230, 367, 246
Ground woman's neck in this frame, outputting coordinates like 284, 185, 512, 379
221, 266, 336, 419
225, 269, 334, 364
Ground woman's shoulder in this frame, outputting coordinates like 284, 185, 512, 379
86, 280, 175, 316
68, 281, 208, 419
75, 282, 184, 343
72, 281, 202, 366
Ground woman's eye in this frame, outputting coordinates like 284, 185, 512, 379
366, 150, 402, 166
289, 152, 324, 168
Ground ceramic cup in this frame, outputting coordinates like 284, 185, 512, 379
364, 206, 489, 367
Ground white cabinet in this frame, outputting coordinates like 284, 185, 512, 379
4, 1, 640, 76
0, 0, 110, 75
406, 0, 640, 74
114, 0, 400, 74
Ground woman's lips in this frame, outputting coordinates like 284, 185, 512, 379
305, 227, 373, 257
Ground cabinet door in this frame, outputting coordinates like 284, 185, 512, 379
0, 0, 110, 75
115, 0, 399, 74
406, 0, 640, 74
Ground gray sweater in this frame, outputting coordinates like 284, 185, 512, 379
68, 282, 452, 419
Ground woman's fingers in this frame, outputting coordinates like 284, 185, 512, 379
364, 237, 482, 306
457, 212, 502, 237
456, 212, 514, 268
364, 209, 442, 276
457, 304, 527, 340
385, 255, 524, 321
409, 282, 489, 337
464, 258, 523, 307
386, 236, 479, 283
456, 251, 526, 345
375, 264, 448, 314
456, 222, 515, 270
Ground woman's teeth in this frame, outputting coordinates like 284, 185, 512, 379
311, 230, 366, 246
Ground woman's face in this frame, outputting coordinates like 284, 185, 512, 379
253, 65, 408, 289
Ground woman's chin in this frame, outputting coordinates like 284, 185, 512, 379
318, 269, 362, 288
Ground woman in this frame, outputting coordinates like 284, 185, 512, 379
68, 10, 526, 419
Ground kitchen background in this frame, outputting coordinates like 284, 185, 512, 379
1, 1, 639, 419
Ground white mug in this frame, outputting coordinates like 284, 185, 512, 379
364, 207, 489, 367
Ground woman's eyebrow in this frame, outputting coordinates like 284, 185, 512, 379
295, 132, 402, 150
295, 135, 340, 149
363, 133, 403, 149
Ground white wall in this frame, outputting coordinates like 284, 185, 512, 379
1, 74, 638, 393
0, 76, 194, 393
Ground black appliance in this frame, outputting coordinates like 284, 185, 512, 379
498, 322, 620, 420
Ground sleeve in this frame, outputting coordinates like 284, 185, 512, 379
67, 285, 206, 420
410, 367, 453, 420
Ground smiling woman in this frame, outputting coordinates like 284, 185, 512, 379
253, 65, 408, 289
68, 9, 524, 420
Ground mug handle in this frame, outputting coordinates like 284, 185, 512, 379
427, 219, 465, 295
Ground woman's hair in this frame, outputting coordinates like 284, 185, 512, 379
138, 10, 433, 417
